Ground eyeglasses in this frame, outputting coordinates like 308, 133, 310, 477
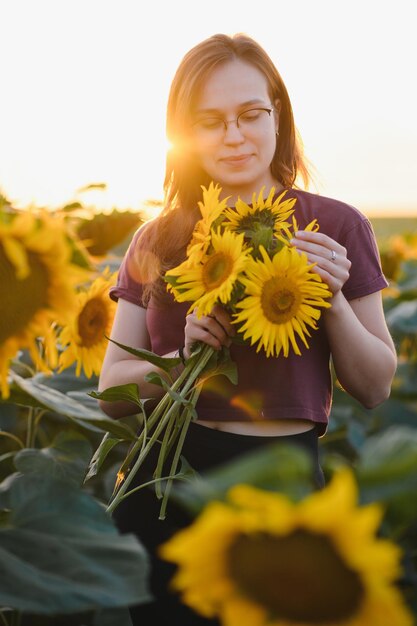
191, 107, 274, 140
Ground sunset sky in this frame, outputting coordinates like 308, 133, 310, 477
1, 0, 416, 217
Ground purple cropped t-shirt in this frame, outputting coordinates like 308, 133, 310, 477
110, 189, 388, 435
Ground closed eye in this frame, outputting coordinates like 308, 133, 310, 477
194, 117, 224, 130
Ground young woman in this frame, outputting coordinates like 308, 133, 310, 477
98, 33, 396, 626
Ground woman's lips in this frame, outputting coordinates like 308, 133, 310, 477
220, 154, 252, 166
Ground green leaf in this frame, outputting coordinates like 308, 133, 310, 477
176, 455, 200, 482
9, 373, 136, 440
396, 260, 417, 297
357, 426, 417, 481
14, 431, 92, 486
143, 371, 167, 387
391, 362, 417, 400
33, 369, 98, 394
0, 473, 151, 613
371, 398, 417, 428
356, 427, 417, 523
386, 300, 417, 335
108, 339, 182, 373
69, 389, 112, 411
144, 373, 191, 406
203, 347, 238, 385
89, 383, 143, 407
0, 382, 50, 410
85, 433, 122, 481
163, 273, 178, 289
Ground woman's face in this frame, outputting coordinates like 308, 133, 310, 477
189, 59, 280, 202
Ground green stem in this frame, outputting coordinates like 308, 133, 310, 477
25, 407, 36, 448
154, 402, 180, 499
106, 388, 187, 513
158, 385, 202, 520
109, 405, 151, 499
0, 451, 20, 465
114, 472, 187, 503
107, 368, 183, 494
106, 344, 214, 514
106, 390, 184, 513
111, 359, 191, 495
0, 431, 24, 449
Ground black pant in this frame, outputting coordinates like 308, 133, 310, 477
113, 422, 323, 626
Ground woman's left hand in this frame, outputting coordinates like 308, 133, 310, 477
290, 230, 351, 296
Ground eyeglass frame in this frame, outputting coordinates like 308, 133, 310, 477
191, 106, 276, 135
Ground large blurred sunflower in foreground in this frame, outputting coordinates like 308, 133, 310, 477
0, 210, 81, 398
160, 470, 412, 626
58, 270, 117, 378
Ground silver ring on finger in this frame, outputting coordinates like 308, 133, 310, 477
330, 249, 337, 262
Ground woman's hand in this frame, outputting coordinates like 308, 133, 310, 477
183, 304, 235, 359
291, 230, 351, 296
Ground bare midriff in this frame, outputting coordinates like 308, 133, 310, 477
195, 418, 315, 436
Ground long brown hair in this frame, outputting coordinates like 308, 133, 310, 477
140, 33, 311, 304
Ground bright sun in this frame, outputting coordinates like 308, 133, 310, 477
0, 1, 416, 216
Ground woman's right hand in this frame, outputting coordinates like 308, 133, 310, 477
183, 304, 235, 359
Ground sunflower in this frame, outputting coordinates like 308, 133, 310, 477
222, 187, 296, 250
160, 469, 412, 626
290, 214, 319, 235
0, 210, 81, 398
233, 245, 332, 357
76, 208, 144, 256
166, 229, 251, 318
186, 182, 230, 265
380, 233, 417, 281
58, 269, 117, 378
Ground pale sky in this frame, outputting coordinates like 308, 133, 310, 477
1, 0, 416, 216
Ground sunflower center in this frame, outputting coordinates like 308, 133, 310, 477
261, 276, 301, 323
202, 252, 233, 290
235, 210, 275, 233
228, 530, 364, 623
0, 246, 49, 344
77, 297, 109, 347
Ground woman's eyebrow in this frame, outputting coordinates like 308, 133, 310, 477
194, 99, 268, 115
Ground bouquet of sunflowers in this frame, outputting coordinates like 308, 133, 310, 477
104, 184, 332, 518
165, 183, 332, 357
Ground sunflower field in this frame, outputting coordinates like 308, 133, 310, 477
0, 189, 416, 626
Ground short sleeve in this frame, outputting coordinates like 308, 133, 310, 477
341, 217, 388, 300
109, 223, 156, 308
